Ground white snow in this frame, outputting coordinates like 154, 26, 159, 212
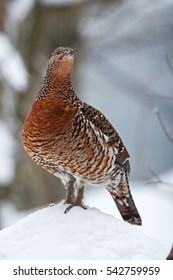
0, 202, 167, 260
0, 121, 15, 184
0, 33, 28, 91
0, 201, 29, 227
0, 169, 172, 259
7, 0, 35, 24
85, 169, 173, 250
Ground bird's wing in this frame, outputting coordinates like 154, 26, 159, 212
80, 102, 130, 172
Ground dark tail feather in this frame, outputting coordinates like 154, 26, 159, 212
114, 193, 142, 226
107, 172, 142, 226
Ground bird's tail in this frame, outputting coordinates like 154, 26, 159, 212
114, 190, 142, 225
107, 173, 142, 226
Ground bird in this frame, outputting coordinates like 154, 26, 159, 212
22, 46, 142, 226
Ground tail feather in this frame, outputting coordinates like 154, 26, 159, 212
114, 192, 142, 225
107, 171, 142, 226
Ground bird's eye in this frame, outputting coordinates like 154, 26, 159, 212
52, 49, 61, 56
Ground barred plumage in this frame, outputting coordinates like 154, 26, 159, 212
22, 47, 142, 225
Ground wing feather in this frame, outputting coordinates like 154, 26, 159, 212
80, 102, 130, 172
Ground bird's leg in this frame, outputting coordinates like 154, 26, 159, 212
64, 178, 76, 214
74, 185, 87, 209
64, 178, 75, 204
64, 184, 87, 214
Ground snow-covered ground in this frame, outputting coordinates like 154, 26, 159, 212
0, 202, 167, 260
0, 169, 172, 259
86, 175, 173, 250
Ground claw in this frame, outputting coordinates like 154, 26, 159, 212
49, 203, 55, 207
64, 204, 87, 214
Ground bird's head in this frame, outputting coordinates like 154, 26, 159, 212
48, 47, 74, 81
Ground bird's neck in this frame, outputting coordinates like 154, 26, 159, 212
37, 71, 73, 101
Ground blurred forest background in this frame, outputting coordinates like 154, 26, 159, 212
0, 0, 173, 229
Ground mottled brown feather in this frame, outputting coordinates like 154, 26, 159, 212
22, 46, 142, 225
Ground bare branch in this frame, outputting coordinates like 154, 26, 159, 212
165, 54, 173, 78
146, 92, 173, 101
148, 168, 162, 183
154, 107, 173, 144
146, 167, 173, 189
145, 54, 173, 100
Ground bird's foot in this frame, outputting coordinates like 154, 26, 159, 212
49, 203, 55, 207
64, 204, 87, 214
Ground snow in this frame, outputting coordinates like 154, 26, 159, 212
133, 182, 173, 249
7, 0, 35, 23
0, 122, 15, 184
85, 169, 173, 249
0, 202, 167, 260
0, 33, 28, 91
0, 201, 28, 227
0, 169, 172, 259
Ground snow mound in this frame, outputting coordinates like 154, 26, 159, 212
0, 202, 166, 260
